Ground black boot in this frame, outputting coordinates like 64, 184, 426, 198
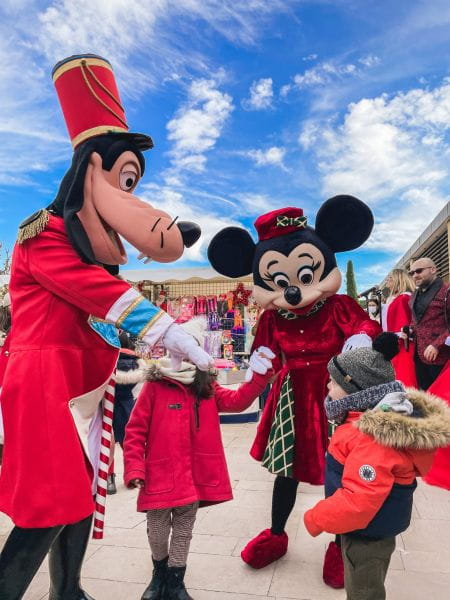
48, 514, 95, 600
164, 566, 193, 600
141, 556, 168, 600
0, 524, 63, 599
107, 473, 117, 495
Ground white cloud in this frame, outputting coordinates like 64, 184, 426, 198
245, 146, 286, 168
166, 78, 233, 176
283, 55, 380, 97
367, 187, 449, 254
242, 78, 273, 110
358, 54, 380, 68
234, 193, 273, 214
302, 53, 318, 61
0, 0, 295, 186
300, 79, 450, 254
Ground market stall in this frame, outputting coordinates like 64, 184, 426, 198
122, 267, 264, 422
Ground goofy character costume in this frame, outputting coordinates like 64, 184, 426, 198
0, 54, 212, 600
208, 197, 381, 588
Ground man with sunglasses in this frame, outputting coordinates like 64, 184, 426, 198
409, 257, 450, 389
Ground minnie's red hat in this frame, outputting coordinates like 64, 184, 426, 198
52, 53, 153, 150
254, 207, 308, 241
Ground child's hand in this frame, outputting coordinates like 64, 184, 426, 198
128, 478, 144, 489
245, 346, 275, 382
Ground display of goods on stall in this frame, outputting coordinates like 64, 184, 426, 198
138, 281, 261, 363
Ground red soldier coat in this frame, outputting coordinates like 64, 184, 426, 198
249, 295, 381, 484
0, 215, 169, 528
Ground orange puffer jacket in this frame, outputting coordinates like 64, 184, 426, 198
304, 388, 450, 539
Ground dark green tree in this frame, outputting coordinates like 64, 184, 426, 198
346, 260, 358, 299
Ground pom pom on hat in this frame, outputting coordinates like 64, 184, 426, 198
372, 332, 400, 361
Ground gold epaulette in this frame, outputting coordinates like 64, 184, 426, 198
17, 209, 50, 244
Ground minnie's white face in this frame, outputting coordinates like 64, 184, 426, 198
253, 242, 342, 310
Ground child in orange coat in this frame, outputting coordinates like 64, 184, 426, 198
304, 333, 450, 600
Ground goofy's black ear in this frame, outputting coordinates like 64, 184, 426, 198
208, 227, 256, 278
315, 195, 374, 252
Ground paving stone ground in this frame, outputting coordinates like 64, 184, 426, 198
1, 422, 449, 599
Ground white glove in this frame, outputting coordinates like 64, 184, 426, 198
162, 323, 214, 371
245, 346, 276, 382
342, 333, 372, 352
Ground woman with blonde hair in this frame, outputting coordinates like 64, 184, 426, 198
382, 268, 417, 386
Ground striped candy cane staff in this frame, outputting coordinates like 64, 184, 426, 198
93, 375, 116, 539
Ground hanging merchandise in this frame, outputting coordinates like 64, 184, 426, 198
207, 296, 220, 331
177, 296, 196, 323
226, 290, 235, 317
232, 309, 246, 353
232, 282, 252, 307
204, 330, 223, 358
223, 343, 234, 360
217, 294, 228, 318
197, 296, 207, 315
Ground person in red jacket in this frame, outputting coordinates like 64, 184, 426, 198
304, 333, 450, 600
123, 318, 275, 600
382, 268, 417, 387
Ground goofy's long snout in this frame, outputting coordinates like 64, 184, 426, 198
178, 222, 201, 248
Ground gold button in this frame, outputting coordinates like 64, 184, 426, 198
300, 330, 304, 334
306, 362, 310, 366
4, 351, 9, 356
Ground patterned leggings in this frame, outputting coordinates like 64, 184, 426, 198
146, 502, 199, 567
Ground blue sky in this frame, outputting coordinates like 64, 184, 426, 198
1, 0, 450, 291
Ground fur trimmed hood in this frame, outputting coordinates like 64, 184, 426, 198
115, 358, 147, 386
355, 387, 450, 451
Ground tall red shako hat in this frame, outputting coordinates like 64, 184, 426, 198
254, 207, 308, 241
52, 53, 153, 150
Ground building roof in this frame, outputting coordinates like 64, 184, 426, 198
120, 266, 251, 283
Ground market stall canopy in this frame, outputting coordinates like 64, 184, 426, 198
121, 266, 252, 283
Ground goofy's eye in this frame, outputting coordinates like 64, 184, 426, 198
120, 170, 138, 191
273, 273, 290, 288
298, 266, 314, 285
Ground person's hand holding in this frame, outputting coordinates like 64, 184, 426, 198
245, 346, 275, 382
128, 478, 144, 489
424, 344, 438, 362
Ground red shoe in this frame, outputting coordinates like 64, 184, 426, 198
323, 541, 344, 589
241, 529, 288, 569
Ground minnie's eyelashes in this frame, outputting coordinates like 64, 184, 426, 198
262, 260, 321, 284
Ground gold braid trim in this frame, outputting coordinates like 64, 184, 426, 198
17, 209, 50, 244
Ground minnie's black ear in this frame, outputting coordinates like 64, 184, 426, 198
208, 227, 256, 278
315, 195, 374, 252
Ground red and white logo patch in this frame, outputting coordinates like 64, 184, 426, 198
359, 464, 376, 482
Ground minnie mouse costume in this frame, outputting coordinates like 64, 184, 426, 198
208, 197, 381, 581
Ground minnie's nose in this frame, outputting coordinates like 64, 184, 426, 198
284, 286, 301, 306
178, 221, 201, 248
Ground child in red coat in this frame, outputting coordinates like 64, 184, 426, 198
124, 318, 274, 600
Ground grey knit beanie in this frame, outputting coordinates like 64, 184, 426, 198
328, 333, 399, 394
